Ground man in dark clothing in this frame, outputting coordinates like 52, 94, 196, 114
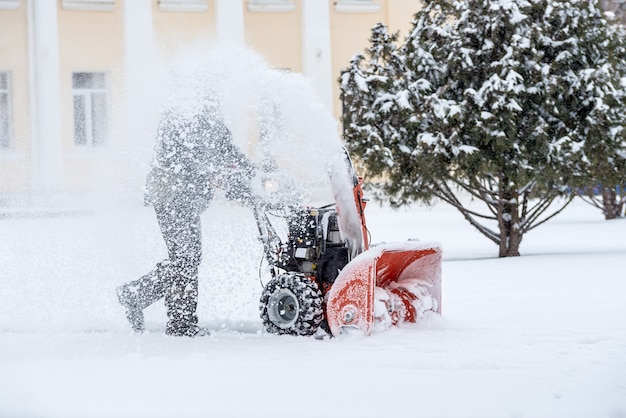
117, 101, 255, 337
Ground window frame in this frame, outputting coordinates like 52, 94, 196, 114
0, 71, 13, 150
158, 0, 208, 12
72, 72, 109, 148
334, 0, 381, 13
0, 0, 19, 10
61, 0, 115, 12
247, 0, 296, 13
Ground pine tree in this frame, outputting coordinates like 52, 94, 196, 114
341, 0, 626, 257
576, 14, 626, 219
341, 23, 405, 175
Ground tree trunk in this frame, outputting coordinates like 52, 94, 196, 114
498, 182, 522, 257
602, 187, 623, 220
498, 213, 522, 257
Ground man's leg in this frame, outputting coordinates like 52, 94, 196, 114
117, 260, 171, 332
117, 205, 180, 332
156, 205, 203, 336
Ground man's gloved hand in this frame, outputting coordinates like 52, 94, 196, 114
248, 168, 304, 211
223, 167, 257, 207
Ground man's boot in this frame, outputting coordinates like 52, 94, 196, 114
116, 285, 145, 333
165, 322, 210, 337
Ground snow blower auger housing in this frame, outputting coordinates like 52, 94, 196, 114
254, 151, 442, 337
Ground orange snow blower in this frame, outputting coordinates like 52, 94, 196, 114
254, 150, 442, 337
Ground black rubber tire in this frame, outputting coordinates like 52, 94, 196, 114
259, 273, 324, 336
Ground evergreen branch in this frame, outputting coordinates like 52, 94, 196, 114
520, 187, 531, 224
578, 194, 605, 211
448, 178, 500, 217
521, 194, 558, 231
436, 181, 497, 220
434, 184, 500, 243
525, 195, 575, 233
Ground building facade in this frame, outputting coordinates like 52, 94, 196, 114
0, 0, 418, 206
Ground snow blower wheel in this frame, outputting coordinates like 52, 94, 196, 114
260, 273, 323, 336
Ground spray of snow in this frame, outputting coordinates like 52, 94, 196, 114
4, 44, 359, 329
145, 44, 356, 206
149, 46, 361, 323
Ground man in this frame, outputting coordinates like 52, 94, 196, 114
117, 100, 255, 337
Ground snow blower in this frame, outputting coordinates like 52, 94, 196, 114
253, 150, 442, 337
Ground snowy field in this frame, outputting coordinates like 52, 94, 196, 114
1, 196, 625, 418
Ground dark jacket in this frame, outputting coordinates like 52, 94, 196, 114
145, 103, 255, 213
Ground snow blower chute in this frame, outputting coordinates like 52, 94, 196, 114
254, 150, 441, 337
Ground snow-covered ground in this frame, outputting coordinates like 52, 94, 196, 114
1, 197, 625, 418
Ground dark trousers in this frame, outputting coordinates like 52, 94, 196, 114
125, 202, 203, 332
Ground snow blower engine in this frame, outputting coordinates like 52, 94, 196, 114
253, 151, 442, 337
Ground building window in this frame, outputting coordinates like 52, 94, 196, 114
248, 0, 295, 13
158, 0, 208, 12
72, 72, 108, 147
61, 0, 115, 11
0, 72, 11, 149
0, 0, 20, 10
334, 0, 381, 13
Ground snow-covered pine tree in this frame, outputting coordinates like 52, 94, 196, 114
573, 12, 626, 219
341, 1, 454, 201
341, 23, 405, 178
340, 0, 626, 257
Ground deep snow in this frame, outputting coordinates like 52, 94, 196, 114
1, 196, 625, 418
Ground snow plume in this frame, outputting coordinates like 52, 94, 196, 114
1, 45, 356, 331
93, 43, 352, 212
157, 44, 348, 205
151, 46, 355, 323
